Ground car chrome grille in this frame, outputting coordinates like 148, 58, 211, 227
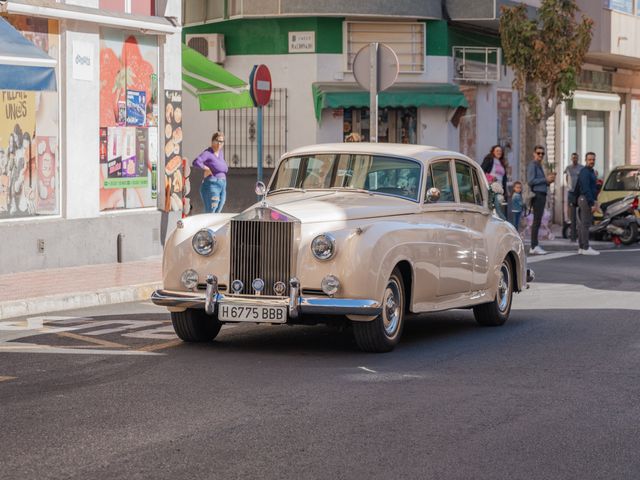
230, 220, 293, 296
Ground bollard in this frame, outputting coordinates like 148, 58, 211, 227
117, 233, 124, 263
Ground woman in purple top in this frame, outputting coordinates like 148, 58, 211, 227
193, 131, 228, 213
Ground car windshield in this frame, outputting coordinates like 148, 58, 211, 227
269, 154, 422, 201
603, 168, 640, 191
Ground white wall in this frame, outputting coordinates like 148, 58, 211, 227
62, 22, 101, 219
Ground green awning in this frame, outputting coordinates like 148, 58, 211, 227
312, 82, 469, 121
182, 44, 255, 111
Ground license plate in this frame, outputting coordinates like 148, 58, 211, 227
218, 304, 287, 323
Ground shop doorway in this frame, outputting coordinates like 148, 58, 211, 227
343, 107, 417, 143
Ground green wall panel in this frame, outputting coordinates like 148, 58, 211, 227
184, 18, 343, 55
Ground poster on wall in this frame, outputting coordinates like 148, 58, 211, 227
35, 136, 57, 213
164, 90, 184, 212
126, 90, 146, 126
99, 28, 157, 211
103, 127, 148, 188
0, 91, 37, 217
100, 30, 158, 128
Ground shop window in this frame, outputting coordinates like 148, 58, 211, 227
1, 16, 60, 220
345, 21, 425, 73
99, 29, 159, 211
343, 107, 416, 144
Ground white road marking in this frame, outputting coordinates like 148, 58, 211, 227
527, 252, 576, 263
514, 282, 640, 311
358, 366, 377, 373
0, 343, 161, 355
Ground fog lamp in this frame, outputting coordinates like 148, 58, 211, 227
181, 269, 199, 290
252, 278, 265, 293
321, 275, 340, 296
231, 279, 244, 294
273, 281, 287, 296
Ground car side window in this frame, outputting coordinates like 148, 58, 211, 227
454, 161, 477, 204
471, 168, 485, 206
427, 161, 455, 202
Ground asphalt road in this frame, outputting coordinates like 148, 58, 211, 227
1, 248, 640, 480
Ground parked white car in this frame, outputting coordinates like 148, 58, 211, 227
152, 143, 533, 352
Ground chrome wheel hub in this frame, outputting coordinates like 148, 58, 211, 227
497, 262, 511, 313
383, 280, 401, 337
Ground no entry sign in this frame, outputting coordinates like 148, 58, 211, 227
249, 64, 272, 107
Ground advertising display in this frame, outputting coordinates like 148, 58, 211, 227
0, 16, 59, 220
99, 28, 158, 210
164, 90, 185, 212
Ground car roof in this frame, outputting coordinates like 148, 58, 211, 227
283, 142, 471, 164
610, 165, 640, 170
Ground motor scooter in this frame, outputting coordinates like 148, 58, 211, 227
589, 194, 640, 245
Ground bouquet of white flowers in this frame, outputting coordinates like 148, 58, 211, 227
488, 181, 506, 219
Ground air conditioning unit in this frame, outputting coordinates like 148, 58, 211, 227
186, 34, 226, 64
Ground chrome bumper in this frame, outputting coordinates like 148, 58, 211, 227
151, 275, 382, 319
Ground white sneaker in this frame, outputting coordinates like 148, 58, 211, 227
578, 247, 600, 256
530, 246, 547, 255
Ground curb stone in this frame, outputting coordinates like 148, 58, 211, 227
0, 282, 162, 321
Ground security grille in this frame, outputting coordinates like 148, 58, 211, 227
216, 88, 287, 169
453, 46, 501, 82
229, 219, 293, 297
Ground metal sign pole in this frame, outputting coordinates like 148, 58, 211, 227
257, 105, 263, 182
369, 42, 378, 143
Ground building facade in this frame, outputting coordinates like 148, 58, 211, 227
181, 0, 543, 214
0, 0, 183, 274
552, 0, 640, 222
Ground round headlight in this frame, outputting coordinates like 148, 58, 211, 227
231, 279, 244, 294
321, 275, 340, 296
311, 233, 336, 261
192, 229, 216, 256
181, 269, 199, 290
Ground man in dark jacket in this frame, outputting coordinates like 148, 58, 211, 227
575, 152, 600, 255
527, 145, 556, 255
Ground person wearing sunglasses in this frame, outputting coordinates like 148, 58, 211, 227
526, 145, 556, 255
193, 131, 228, 213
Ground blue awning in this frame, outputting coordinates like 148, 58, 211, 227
0, 17, 57, 91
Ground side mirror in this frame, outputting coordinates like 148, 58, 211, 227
426, 187, 441, 203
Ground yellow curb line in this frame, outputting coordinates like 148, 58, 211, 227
137, 339, 183, 352
56, 331, 128, 349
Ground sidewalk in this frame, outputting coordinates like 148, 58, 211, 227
522, 223, 616, 252
0, 257, 162, 320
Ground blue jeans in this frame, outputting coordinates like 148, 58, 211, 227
200, 177, 226, 213
512, 211, 521, 231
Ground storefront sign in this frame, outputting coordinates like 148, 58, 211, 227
288, 31, 315, 53
72, 41, 94, 82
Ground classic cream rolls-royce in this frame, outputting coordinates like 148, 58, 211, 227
152, 143, 534, 352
